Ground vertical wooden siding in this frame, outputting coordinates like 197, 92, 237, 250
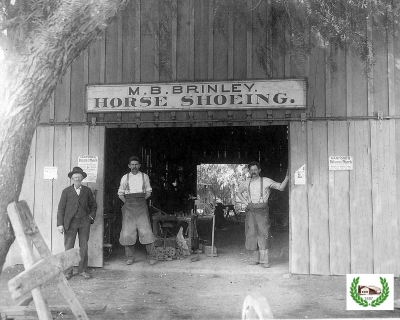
4, 126, 104, 269
13, 0, 400, 276
290, 120, 399, 275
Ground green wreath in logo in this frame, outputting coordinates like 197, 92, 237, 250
371, 277, 390, 307
350, 277, 389, 307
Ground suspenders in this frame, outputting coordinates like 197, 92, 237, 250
248, 177, 264, 204
125, 172, 146, 194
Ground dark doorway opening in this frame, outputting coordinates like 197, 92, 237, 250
104, 126, 289, 262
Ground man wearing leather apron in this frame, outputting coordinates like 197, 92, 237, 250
236, 161, 289, 268
118, 156, 156, 265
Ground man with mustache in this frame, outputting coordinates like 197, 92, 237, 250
118, 156, 156, 265
236, 161, 289, 268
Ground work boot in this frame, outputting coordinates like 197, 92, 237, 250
248, 250, 260, 265
260, 249, 270, 268
126, 258, 134, 265
149, 256, 157, 265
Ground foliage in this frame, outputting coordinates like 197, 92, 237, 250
197, 164, 248, 203
140, 0, 399, 76
213, 0, 399, 74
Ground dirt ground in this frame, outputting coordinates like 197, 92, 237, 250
1, 219, 400, 319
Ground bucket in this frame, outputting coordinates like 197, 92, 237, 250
203, 245, 217, 256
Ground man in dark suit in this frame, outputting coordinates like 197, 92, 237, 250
57, 167, 97, 280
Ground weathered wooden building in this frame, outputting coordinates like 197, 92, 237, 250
5, 0, 400, 276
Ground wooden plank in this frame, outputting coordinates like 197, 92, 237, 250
252, 0, 267, 79
246, 0, 252, 79
153, 0, 160, 82
367, 15, 374, 116
289, 122, 309, 274
54, 66, 71, 122
351, 46, 368, 116
171, 0, 178, 81
346, 44, 353, 117
134, 0, 141, 82
189, 0, 195, 80
328, 121, 350, 275
207, 0, 214, 80
100, 33, 106, 84
233, 5, 247, 80
213, 6, 228, 81
87, 126, 105, 267
308, 45, 326, 118
331, 46, 346, 117
388, 29, 395, 116
7, 202, 53, 320
51, 126, 71, 255
8, 249, 80, 300
372, 120, 398, 274
325, 43, 331, 117
33, 126, 54, 251
194, 0, 208, 80
372, 19, 388, 115
394, 26, 400, 116
141, 0, 156, 82
117, 15, 123, 83
308, 121, 330, 275
228, 12, 234, 80
122, 1, 136, 84
349, 121, 373, 273
88, 35, 102, 84
396, 119, 400, 276
104, 17, 119, 123
70, 53, 86, 123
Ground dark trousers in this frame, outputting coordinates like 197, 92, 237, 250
125, 243, 156, 259
64, 215, 91, 275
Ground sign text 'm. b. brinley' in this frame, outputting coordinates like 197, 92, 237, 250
86, 79, 306, 112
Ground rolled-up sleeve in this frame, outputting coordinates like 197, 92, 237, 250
267, 178, 285, 191
144, 174, 152, 193
118, 174, 127, 196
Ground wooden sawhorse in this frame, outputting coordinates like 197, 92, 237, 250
6, 201, 89, 320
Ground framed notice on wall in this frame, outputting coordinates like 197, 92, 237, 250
86, 79, 306, 112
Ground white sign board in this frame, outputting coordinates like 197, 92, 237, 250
294, 165, 306, 185
78, 155, 98, 183
329, 156, 353, 171
44, 167, 58, 180
86, 79, 306, 112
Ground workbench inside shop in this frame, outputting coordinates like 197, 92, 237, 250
151, 207, 214, 252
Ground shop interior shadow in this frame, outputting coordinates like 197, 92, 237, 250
103, 126, 289, 261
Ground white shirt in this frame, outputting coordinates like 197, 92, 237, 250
118, 172, 152, 195
74, 185, 81, 196
238, 177, 284, 203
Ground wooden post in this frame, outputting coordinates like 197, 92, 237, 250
7, 201, 89, 320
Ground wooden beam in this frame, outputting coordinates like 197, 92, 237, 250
8, 249, 80, 300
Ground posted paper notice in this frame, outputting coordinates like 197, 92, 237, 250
294, 165, 306, 185
78, 155, 98, 183
44, 167, 58, 180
